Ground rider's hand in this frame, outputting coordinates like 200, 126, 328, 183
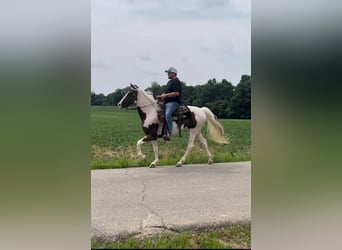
157, 94, 166, 100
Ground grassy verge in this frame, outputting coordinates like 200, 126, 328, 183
91, 223, 251, 249
91, 106, 250, 169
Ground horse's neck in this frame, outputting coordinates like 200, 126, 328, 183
137, 91, 157, 108
137, 91, 159, 121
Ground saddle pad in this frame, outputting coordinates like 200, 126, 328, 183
173, 105, 190, 117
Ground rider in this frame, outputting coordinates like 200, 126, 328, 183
157, 67, 182, 141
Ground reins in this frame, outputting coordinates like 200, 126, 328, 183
128, 102, 157, 110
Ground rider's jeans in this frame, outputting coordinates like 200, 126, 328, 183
164, 102, 180, 134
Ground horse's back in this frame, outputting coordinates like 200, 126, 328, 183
187, 106, 207, 125
187, 105, 205, 115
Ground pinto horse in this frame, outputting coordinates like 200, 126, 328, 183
118, 83, 228, 168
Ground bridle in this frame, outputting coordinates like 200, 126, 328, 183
119, 83, 160, 110
118, 89, 137, 108
138, 101, 157, 108
120, 87, 157, 110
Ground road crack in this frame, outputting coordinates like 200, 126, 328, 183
124, 169, 165, 232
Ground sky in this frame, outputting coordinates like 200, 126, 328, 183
92, 0, 250, 95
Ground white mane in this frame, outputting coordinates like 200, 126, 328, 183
137, 89, 158, 107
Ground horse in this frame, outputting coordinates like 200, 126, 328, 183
117, 83, 229, 168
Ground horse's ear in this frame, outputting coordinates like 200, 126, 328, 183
130, 83, 138, 92
130, 83, 139, 89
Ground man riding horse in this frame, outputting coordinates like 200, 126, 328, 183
117, 69, 229, 168
156, 67, 182, 141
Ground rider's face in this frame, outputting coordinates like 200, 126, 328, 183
167, 72, 175, 79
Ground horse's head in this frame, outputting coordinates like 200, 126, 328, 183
117, 83, 139, 108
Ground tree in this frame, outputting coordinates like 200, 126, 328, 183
91, 74, 251, 119
182, 83, 197, 105
109, 88, 127, 106
91, 92, 107, 105
91, 92, 97, 105
207, 100, 230, 118
145, 82, 164, 98
227, 75, 251, 119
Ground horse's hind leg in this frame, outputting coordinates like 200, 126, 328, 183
197, 132, 213, 164
149, 140, 159, 168
176, 130, 197, 167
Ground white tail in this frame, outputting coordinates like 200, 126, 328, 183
201, 107, 229, 144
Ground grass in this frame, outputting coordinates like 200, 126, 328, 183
91, 106, 250, 169
91, 223, 251, 249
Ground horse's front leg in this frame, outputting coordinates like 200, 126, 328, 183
137, 137, 147, 161
137, 134, 159, 167
149, 140, 159, 168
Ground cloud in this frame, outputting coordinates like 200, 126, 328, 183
200, 0, 230, 9
137, 55, 152, 61
92, 0, 250, 94
92, 61, 110, 69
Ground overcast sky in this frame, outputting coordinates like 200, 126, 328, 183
92, 0, 250, 94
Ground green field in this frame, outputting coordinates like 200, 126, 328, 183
91, 106, 250, 169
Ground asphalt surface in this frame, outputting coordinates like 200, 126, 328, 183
91, 161, 251, 241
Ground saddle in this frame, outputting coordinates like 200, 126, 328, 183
157, 101, 195, 137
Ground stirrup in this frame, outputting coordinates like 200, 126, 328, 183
163, 131, 170, 141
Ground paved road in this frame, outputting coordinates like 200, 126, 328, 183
91, 162, 251, 241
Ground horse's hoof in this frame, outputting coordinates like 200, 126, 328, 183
149, 164, 156, 168
176, 163, 182, 167
208, 159, 214, 165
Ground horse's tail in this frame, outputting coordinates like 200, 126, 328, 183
201, 107, 229, 144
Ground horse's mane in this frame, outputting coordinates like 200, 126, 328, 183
140, 89, 157, 103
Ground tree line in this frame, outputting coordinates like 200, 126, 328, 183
91, 74, 251, 119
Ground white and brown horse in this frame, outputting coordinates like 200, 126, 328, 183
118, 83, 228, 168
